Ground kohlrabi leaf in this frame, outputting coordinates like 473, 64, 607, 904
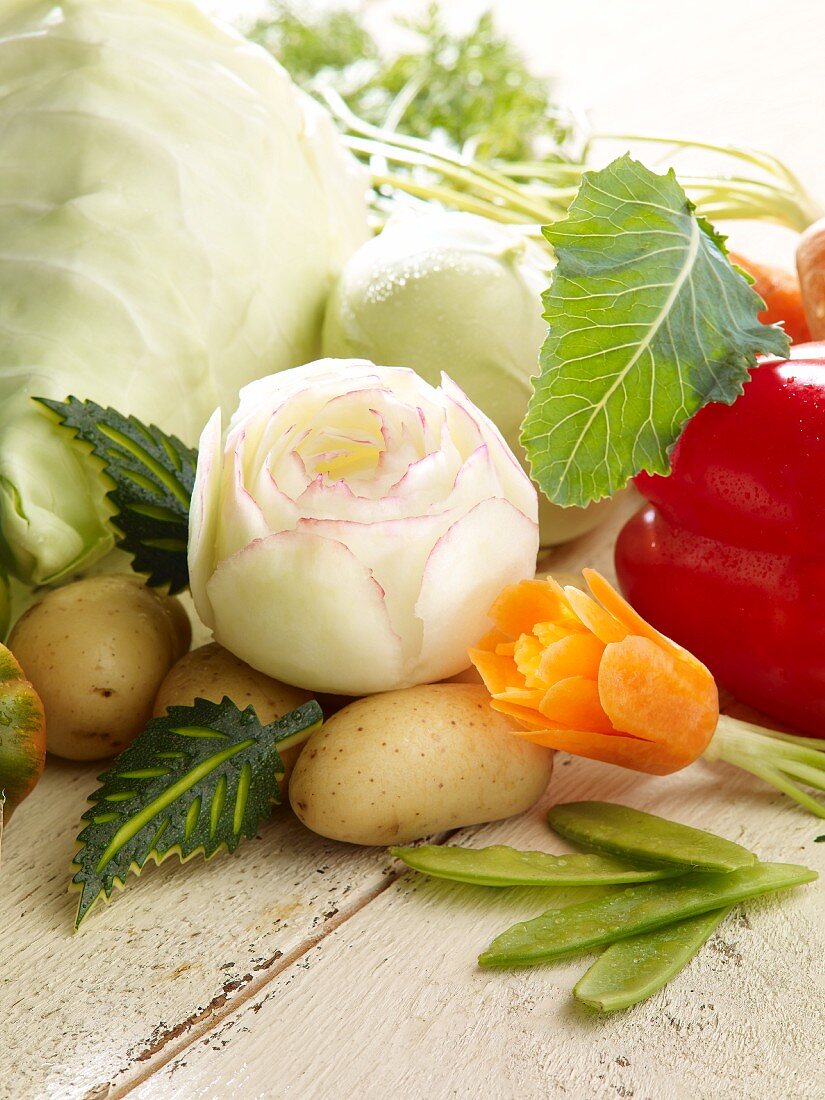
71, 697, 323, 929
37, 397, 196, 593
521, 155, 791, 507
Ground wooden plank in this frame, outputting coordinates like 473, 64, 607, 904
0, 760, 405, 1100
0, 493, 633, 1100
130, 758, 825, 1100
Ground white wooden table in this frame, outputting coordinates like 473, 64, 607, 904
2, 3, 824, 1098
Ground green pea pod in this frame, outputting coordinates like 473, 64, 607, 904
391, 844, 685, 887
547, 801, 756, 872
478, 862, 816, 967
574, 906, 733, 1012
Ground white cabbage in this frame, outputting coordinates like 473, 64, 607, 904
0, 0, 369, 584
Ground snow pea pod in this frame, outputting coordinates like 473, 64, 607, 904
547, 801, 756, 872
390, 844, 685, 887
478, 861, 816, 967
573, 906, 733, 1012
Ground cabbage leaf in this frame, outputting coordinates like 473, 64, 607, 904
0, 0, 369, 584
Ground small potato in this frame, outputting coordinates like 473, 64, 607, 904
289, 683, 553, 845
154, 643, 312, 793
8, 574, 191, 761
441, 665, 483, 686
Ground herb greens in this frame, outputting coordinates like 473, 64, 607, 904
249, 3, 572, 161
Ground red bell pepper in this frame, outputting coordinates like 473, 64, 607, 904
615, 344, 825, 737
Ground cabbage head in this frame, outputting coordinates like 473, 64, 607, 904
0, 0, 369, 584
322, 211, 613, 545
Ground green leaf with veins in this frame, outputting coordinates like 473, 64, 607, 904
521, 155, 791, 508
36, 397, 196, 592
71, 697, 323, 929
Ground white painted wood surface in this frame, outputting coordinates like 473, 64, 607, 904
2, 2, 825, 1098
132, 764, 825, 1100
0, 762, 407, 1099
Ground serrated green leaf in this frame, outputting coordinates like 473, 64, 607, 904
36, 397, 197, 592
521, 155, 791, 507
71, 697, 323, 928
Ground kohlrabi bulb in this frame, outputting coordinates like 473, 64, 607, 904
322, 210, 613, 545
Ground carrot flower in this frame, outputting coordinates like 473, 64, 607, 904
470, 571, 825, 812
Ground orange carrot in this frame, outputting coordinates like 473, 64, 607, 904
729, 251, 811, 344
469, 571, 719, 776
795, 221, 825, 340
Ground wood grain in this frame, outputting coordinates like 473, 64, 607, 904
130, 760, 825, 1100
0, 760, 406, 1099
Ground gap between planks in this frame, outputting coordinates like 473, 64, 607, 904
121, 752, 824, 1100
113, 814, 527, 1099
111, 717, 765, 1097
105, 855, 415, 1100
108, 488, 796, 1100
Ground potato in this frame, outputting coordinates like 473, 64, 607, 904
441, 664, 483, 686
289, 683, 554, 845
8, 574, 190, 761
154, 643, 312, 793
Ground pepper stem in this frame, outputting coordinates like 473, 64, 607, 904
703, 714, 825, 818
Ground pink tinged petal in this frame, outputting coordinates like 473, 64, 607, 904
420, 401, 447, 457
304, 387, 390, 435
276, 444, 312, 499
440, 372, 509, 457
296, 475, 361, 520
445, 444, 505, 512
205, 530, 405, 695
293, 513, 451, 666
413, 497, 540, 683
440, 372, 537, 520
248, 456, 299, 531
245, 416, 307, 488
366, 424, 432, 499
297, 390, 390, 483
295, 482, 416, 524
387, 449, 457, 508
234, 370, 381, 475
214, 433, 272, 562
440, 379, 487, 455
369, 411, 422, 496
188, 408, 223, 630
230, 359, 375, 432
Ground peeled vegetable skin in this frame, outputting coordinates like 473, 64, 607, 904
0, 0, 369, 584
289, 684, 554, 845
